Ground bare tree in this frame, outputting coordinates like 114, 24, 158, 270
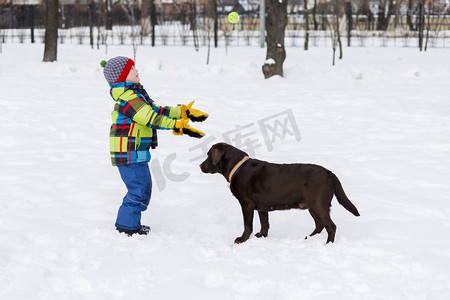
407, 0, 415, 31
418, 0, 425, 51
88, 0, 95, 49
120, 0, 138, 60
141, 0, 151, 37
43, 0, 59, 62
262, 0, 288, 79
206, 0, 218, 64
424, 0, 431, 51
312, 0, 319, 30
105, 0, 113, 30
331, 0, 343, 65
304, 0, 309, 50
345, 0, 352, 46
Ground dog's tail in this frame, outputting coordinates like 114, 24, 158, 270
331, 172, 360, 216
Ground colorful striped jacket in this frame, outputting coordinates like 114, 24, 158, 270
109, 82, 181, 166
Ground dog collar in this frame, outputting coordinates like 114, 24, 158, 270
228, 156, 250, 182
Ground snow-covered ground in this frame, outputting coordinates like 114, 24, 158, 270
1, 43, 449, 299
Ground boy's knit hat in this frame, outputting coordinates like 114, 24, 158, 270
100, 56, 134, 84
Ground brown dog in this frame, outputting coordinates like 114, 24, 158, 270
200, 142, 360, 244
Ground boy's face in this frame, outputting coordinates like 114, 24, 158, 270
126, 66, 140, 83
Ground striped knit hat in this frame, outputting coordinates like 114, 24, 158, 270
100, 56, 134, 84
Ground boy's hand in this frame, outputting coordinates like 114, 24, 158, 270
173, 119, 205, 139
182, 101, 209, 122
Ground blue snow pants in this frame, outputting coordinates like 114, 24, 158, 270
115, 162, 152, 230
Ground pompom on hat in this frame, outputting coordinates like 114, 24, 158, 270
100, 56, 134, 84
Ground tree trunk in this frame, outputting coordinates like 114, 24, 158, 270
424, 0, 431, 51
304, 0, 309, 50
345, 0, 352, 46
406, 0, 415, 31
312, 0, 318, 30
150, 0, 156, 47
376, 0, 386, 30
43, 0, 59, 62
393, 0, 401, 28
376, 0, 395, 31
375, 0, 395, 31
141, 0, 151, 37
385, 0, 395, 30
262, 0, 288, 79
418, 0, 424, 51
191, 0, 199, 50
206, 0, 218, 48
30, 5, 35, 43
88, 1, 95, 49
105, 0, 112, 30
332, 0, 343, 62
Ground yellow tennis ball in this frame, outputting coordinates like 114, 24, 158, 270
228, 12, 239, 24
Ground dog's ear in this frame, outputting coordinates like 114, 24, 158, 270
211, 146, 224, 166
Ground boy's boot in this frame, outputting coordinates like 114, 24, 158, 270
116, 225, 151, 236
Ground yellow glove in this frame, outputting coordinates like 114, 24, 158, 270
173, 119, 205, 139
181, 101, 209, 122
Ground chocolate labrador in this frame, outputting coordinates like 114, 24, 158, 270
200, 142, 360, 244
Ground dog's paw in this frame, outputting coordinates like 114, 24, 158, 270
255, 232, 268, 238
234, 236, 249, 244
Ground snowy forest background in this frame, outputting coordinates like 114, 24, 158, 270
1, 0, 450, 50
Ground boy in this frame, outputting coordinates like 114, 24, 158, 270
101, 56, 208, 236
